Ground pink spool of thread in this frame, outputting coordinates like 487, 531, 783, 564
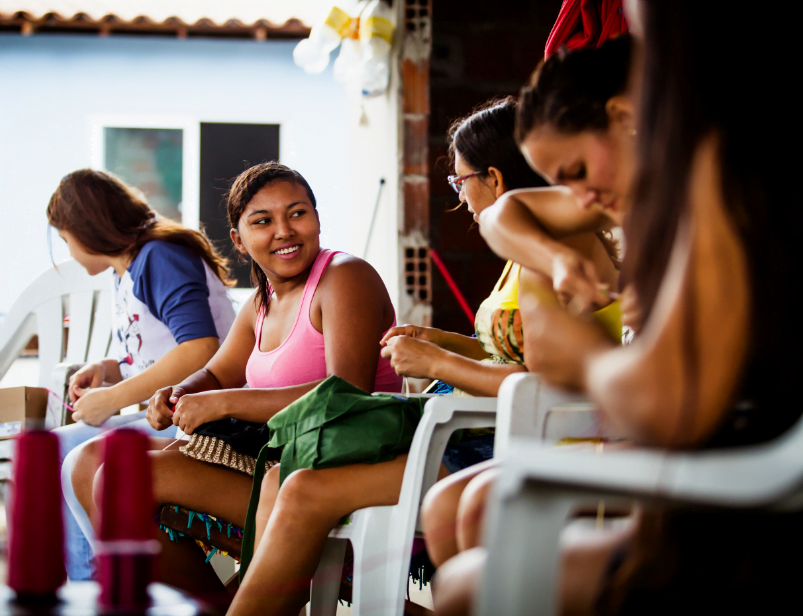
96, 428, 159, 612
8, 430, 67, 599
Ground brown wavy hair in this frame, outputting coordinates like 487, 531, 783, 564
226, 161, 318, 310
47, 169, 233, 286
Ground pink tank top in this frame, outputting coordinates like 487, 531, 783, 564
245, 249, 403, 393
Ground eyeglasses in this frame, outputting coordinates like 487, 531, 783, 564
447, 172, 482, 194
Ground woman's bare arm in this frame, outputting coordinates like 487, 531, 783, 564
586, 138, 750, 446
480, 188, 612, 309
431, 353, 526, 396
380, 325, 489, 361
317, 255, 390, 391
479, 187, 608, 265
166, 256, 399, 433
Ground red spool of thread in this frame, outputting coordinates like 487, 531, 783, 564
96, 428, 159, 612
8, 430, 67, 598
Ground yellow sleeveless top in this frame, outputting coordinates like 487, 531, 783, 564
474, 260, 623, 366
475, 261, 525, 364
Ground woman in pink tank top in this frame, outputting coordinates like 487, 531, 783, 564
245, 247, 401, 392
72, 162, 409, 609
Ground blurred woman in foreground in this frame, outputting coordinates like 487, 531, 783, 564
435, 1, 803, 614
417, 43, 633, 571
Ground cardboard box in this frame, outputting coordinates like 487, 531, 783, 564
0, 387, 49, 458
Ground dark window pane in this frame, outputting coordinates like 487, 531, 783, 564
200, 123, 280, 288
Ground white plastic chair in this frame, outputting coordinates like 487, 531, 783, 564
309, 395, 498, 616
308, 373, 604, 615
493, 372, 601, 456
477, 383, 803, 616
0, 260, 112, 424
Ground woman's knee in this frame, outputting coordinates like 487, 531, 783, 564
432, 547, 486, 616
421, 475, 466, 540
71, 439, 103, 497
456, 468, 499, 549
275, 468, 336, 521
91, 462, 106, 514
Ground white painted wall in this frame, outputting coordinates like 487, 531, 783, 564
0, 34, 372, 316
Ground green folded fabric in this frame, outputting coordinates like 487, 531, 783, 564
239, 376, 425, 580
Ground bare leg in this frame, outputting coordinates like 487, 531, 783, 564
71, 437, 104, 530
433, 519, 637, 616
455, 468, 500, 552
432, 547, 485, 616
90, 439, 255, 606
73, 436, 179, 533
559, 517, 636, 616
154, 526, 235, 610
254, 464, 282, 550
230, 455, 411, 616
420, 459, 497, 566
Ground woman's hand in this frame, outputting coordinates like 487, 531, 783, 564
171, 391, 229, 435
551, 250, 610, 314
68, 362, 106, 402
380, 325, 444, 347
522, 301, 614, 391
380, 335, 446, 379
147, 385, 185, 431
71, 386, 120, 426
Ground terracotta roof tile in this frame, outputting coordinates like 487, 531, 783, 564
0, 0, 330, 36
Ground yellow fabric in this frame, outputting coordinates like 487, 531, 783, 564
593, 299, 622, 342
456, 262, 621, 401
474, 261, 524, 364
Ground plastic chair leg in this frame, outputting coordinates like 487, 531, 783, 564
309, 537, 348, 616
349, 509, 409, 616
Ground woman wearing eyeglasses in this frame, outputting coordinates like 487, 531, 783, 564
381, 96, 620, 404
381, 97, 622, 567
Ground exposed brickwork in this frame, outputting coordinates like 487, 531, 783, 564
403, 179, 430, 235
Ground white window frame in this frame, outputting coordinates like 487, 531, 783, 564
90, 115, 201, 230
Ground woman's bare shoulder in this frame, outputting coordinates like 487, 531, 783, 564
233, 289, 260, 329
316, 252, 391, 315
502, 186, 608, 237
322, 252, 385, 286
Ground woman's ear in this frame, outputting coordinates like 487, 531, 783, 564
486, 166, 508, 199
230, 227, 249, 256
606, 95, 636, 134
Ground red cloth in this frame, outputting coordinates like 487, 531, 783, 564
545, 0, 629, 58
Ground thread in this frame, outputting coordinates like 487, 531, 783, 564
8, 430, 67, 599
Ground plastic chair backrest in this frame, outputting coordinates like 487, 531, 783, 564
494, 373, 598, 456
0, 260, 113, 387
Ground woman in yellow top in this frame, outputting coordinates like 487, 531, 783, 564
380, 95, 623, 567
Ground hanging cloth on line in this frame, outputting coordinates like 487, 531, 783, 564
545, 0, 629, 58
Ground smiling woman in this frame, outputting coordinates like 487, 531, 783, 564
67, 162, 403, 611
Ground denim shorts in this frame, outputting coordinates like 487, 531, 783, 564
442, 432, 495, 473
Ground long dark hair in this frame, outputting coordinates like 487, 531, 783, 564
226, 162, 317, 310
449, 96, 547, 191
515, 34, 632, 143
47, 169, 232, 285
627, 2, 801, 430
